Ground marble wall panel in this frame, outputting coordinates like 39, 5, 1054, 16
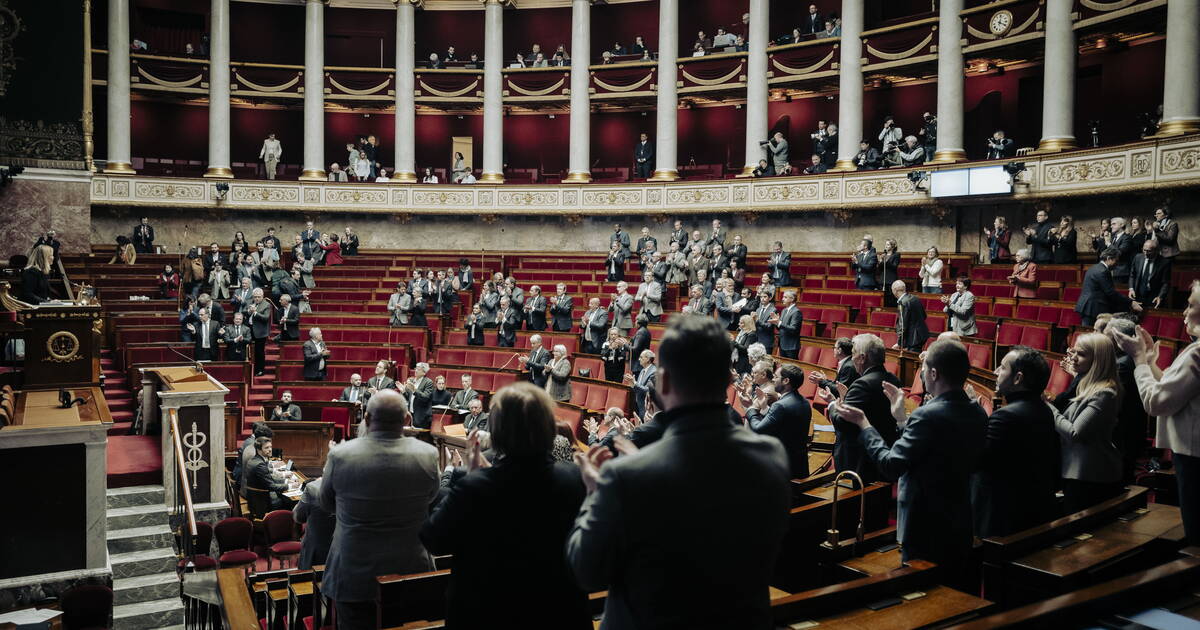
0, 171, 92, 261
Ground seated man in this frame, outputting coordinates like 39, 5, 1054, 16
449, 374, 478, 410
245, 436, 291, 509
271, 391, 302, 421
462, 398, 488, 432
338, 373, 368, 404
803, 154, 827, 175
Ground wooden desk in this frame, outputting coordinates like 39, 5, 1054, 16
264, 421, 334, 475
841, 548, 905, 577
9, 387, 110, 428
804, 586, 990, 629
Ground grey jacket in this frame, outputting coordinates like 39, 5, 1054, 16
546, 357, 573, 402
609, 293, 634, 330
635, 281, 663, 317
293, 478, 336, 569
944, 290, 977, 336
319, 431, 440, 602
1051, 389, 1122, 483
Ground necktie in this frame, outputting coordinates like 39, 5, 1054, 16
350, 388, 358, 402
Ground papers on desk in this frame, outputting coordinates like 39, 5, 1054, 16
813, 424, 836, 433
0, 608, 63, 625
432, 405, 469, 415
732, 298, 748, 310
283, 489, 302, 499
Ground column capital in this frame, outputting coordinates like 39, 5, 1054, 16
479, 0, 512, 6
391, 0, 422, 7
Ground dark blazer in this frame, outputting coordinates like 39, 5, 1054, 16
818, 358, 859, 395
550, 294, 574, 332
851, 250, 879, 290
192, 320, 221, 361
1109, 232, 1136, 281
633, 141, 655, 171
421, 456, 591, 630
1129, 253, 1171, 305
830, 365, 903, 483
1027, 221, 1055, 264
609, 231, 632, 258
246, 454, 286, 494
222, 323, 251, 361
1075, 262, 1133, 321
19, 267, 50, 304
276, 304, 300, 341
746, 392, 812, 478
777, 304, 802, 354
897, 293, 930, 352
987, 228, 1012, 263
293, 478, 336, 569
463, 412, 489, 433
250, 300, 273, 339
566, 405, 791, 630
525, 295, 548, 330
860, 390, 986, 567
495, 308, 519, 346
303, 340, 326, 380
802, 11, 823, 33
972, 392, 1060, 538
767, 251, 791, 287
880, 252, 901, 290
1051, 229, 1078, 264
409, 376, 435, 428
629, 326, 651, 376
526, 346, 551, 387
754, 303, 777, 351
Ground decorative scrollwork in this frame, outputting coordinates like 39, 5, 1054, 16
844, 179, 911, 198
182, 422, 208, 490
1043, 159, 1125, 184
831, 208, 853, 223
1160, 148, 1199, 174
0, 2, 23, 97
666, 188, 729, 204
134, 182, 206, 200
0, 117, 85, 168
754, 184, 819, 202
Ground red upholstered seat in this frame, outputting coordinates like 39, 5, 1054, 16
967, 344, 992, 370
215, 517, 258, 570
996, 323, 1022, 346
218, 549, 258, 566
975, 319, 998, 340
584, 386, 608, 411
799, 346, 819, 364
1019, 326, 1050, 350
180, 555, 218, 571
264, 510, 301, 570
816, 347, 835, 369
569, 384, 588, 407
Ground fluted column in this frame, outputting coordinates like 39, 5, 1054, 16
649, 0, 679, 181
565, 0, 592, 183
480, 0, 505, 183
104, 0, 134, 174
1037, 0, 1077, 152
1158, 0, 1200, 136
832, 0, 864, 171
204, 0, 233, 178
392, 0, 418, 182
299, 0, 327, 180
740, 0, 768, 176
931, 0, 965, 163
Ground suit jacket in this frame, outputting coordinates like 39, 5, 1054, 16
896, 293, 930, 351
1011, 261, 1039, 298
631, 364, 656, 417
449, 387, 478, 410
944, 290, 977, 336
250, 301, 273, 339
754, 303, 777, 350
191, 320, 221, 361
303, 340, 327, 380
635, 236, 658, 260
768, 252, 791, 287
818, 358, 860, 395
634, 141, 655, 167
421, 456, 591, 629
526, 346, 551, 387
582, 309, 609, 347
388, 292, 411, 326
1108, 232, 1136, 280
803, 11, 823, 34
629, 327, 651, 373
479, 291, 500, 326
495, 308, 519, 345
463, 412, 489, 433
666, 252, 689, 285
320, 430, 439, 602
525, 294, 548, 329
339, 385, 367, 404
859, 390, 986, 566
687, 255, 711, 286
230, 287, 253, 314
851, 250, 879, 290
567, 405, 790, 630
222, 323, 250, 361
270, 403, 301, 422
705, 228, 727, 251
293, 479, 336, 569
1027, 221, 1055, 264
1130, 253, 1171, 304
610, 231, 632, 258
987, 228, 1012, 262
132, 224, 155, 251
246, 454, 286, 494
1154, 219, 1180, 258
276, 304, 299, 340
669, 229, 688, 250
550, 294, 574, 331
830, 365, 903, 483
409, 376, 435, 428
746, 392, 812, 478
1075, 262, 1133, 320
546, 358, 573, 402
777, 304, 802, 353
972, 392, 1060, 538
1052, 389, 1122, 483
713, 292, 738, 330
609, 293, 634, 330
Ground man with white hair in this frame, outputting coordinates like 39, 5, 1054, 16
320, 389, 439, 629
892, 280, 929, 352
404, 363, 435, 428
1107, 217, 1136, 285
462, 398, 488, 432
820, 334, 903, 483
449, 374, 478, 410
250, 287, 273, 376
519, 334, 551, 388
609, 281, 634, 335
276, 293, 300, 341
303, 328, 329, 381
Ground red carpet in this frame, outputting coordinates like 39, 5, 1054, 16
107, 435, 163, 488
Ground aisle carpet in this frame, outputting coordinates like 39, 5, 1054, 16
107, 435, 163, 488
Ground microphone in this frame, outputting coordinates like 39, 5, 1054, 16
167, 342, 206, 374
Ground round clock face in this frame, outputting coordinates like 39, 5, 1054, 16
46, 331, 81, 362
990, 10, 1014, 36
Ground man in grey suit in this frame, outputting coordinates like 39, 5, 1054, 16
404, 363, 436, 429
609, 281, 634, 335
293, 477, 335, 569
760, 132, 790, 174
768, 241, 791, 287
624, 350, 657, 418
569, 316, 791, 629
320, 390, 439, 629
635, 272, 664, 323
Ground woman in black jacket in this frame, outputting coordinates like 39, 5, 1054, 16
20, 245, 53, 304
1051, 215, 1078, 264
420, 383, 591, 630
880, 239, 901, 307
600, 328, 629, 383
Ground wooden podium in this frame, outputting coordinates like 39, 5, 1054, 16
142, 366, 229, 511
264, 421, 335, 475
18, 303, 102, 387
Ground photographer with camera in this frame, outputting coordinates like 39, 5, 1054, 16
918, 112, 937, 159
985, 130, 1014, 160
878, 115, 903, 153
854, 140, 881, 171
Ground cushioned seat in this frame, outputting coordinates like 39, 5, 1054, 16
180, 555, 218, 571
218, 549, 258, 566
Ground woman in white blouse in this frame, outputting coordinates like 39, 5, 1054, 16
422, 167, 438, 183
1113, 279, 1200, 545
451, 152, 468, 184
353, 150, 371, 181
919, 246, 944, 294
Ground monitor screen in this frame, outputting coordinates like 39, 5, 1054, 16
969, 165, 1012, 195
930, 170, 969, 197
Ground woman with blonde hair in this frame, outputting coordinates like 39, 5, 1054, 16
1050, 332, 1124, 513
733, 314, 757, 376
20, 245, 53, 304
1051, 214, 1077, 264
420, 382, 591, 629
545, 344, 572, 402
1112, 280, 1200, 545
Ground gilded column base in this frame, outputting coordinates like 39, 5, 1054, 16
829, 159, 859, 173
102, 162, 136, 175
203, 167, 235, 179
648, 169, 679, 182
1155, 119, 1200, 137
734, 165, 757, 178
298, 169, 327, 181
479, 171, 505, 183
391, 171, 418, 183
564, 171, 593, 183
1035, 137, 1078, 153
929, 149, 967, 164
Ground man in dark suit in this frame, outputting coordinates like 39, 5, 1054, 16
462, 398, 488, 432
609, 224, 632, 259
261, 227, 281, 254
132, 217, 155, 253
626, 350, 657, 418
495, 297, 519, 347
245, 436, 290, 509
339, 373, 368, 404
1108, 218, 1138, 285
753, 293, 777, 353
972, 346, 1060, 538
524, 286, 548, 330
635, 227, 658, 271
1023, 207, 1055, 264
189, 308, 221, 361
568, 316, 791, 630
705, 219, 727, 251
1075, 248, 1142, 327
629, 315, 651, 378
232, 422, 273, 489
851, 239, 878, 290
822, 333, 903, 483
300, 221, 321, 258
222, 312, 251, 362
581, 298, 609, 355
203, 243, 223, 278
431, 271, 454, 315
448, 374, 478, 410
768, 241, 791, 287
772, 290, 802, 359
520, 335, 551, 387
838, 340, 986, 587
195, 294, 226, 325
810, 336, 858, 396
893, 281, 930, 352
549, 284, 574, 332
249, 289, 273, 376
1129, 239, 1171, 309
230, 278, 254, 317
745, 364, 812, 478
293, 477, 335, 570
669, 220, 688, 251
276, 294, 300, 341
634, 133, 654, 178
303, 328, 329, 381
404, 363, 436, 429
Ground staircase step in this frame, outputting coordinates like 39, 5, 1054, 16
106, 388, 134, 397
108, 400, 135, 411
110, 409, 135, 420
107, 485, 166, 509
112, 596, 184, 629
107, 523, 174, 554
111, 547, 178, 579
108, 503, 169, 530
108, 422, 133, 436
113, 572, 180, 606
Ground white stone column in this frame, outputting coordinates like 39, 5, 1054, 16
931, 0, 965, 163
565, 0, 592, 183
740, 0, 769, 176
1037, 0, 1077, 152
480, 0, 505, 183
300, 0, 327, 180
1158, 0, 1200, 136
204, 0, 232, 178
104, 0, 134, 174
833, 0, 864, 170
650, 0, 679, 181
392, 0, 418, 182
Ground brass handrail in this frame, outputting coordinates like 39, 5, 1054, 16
169, 408, 199, 540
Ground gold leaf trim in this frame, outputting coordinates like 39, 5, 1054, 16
1080, 0, 1139, 10
770, 50, 837, 76
328, 76, 391, 96
966, 8, 1040, 41
593, 72, 654, 92
865, 32, 934, 61
418, 79, 480, 98
135, 66, 202, 88
680, 65, 743, 86
506, 77, 565, 97
234, 71, 301, 92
